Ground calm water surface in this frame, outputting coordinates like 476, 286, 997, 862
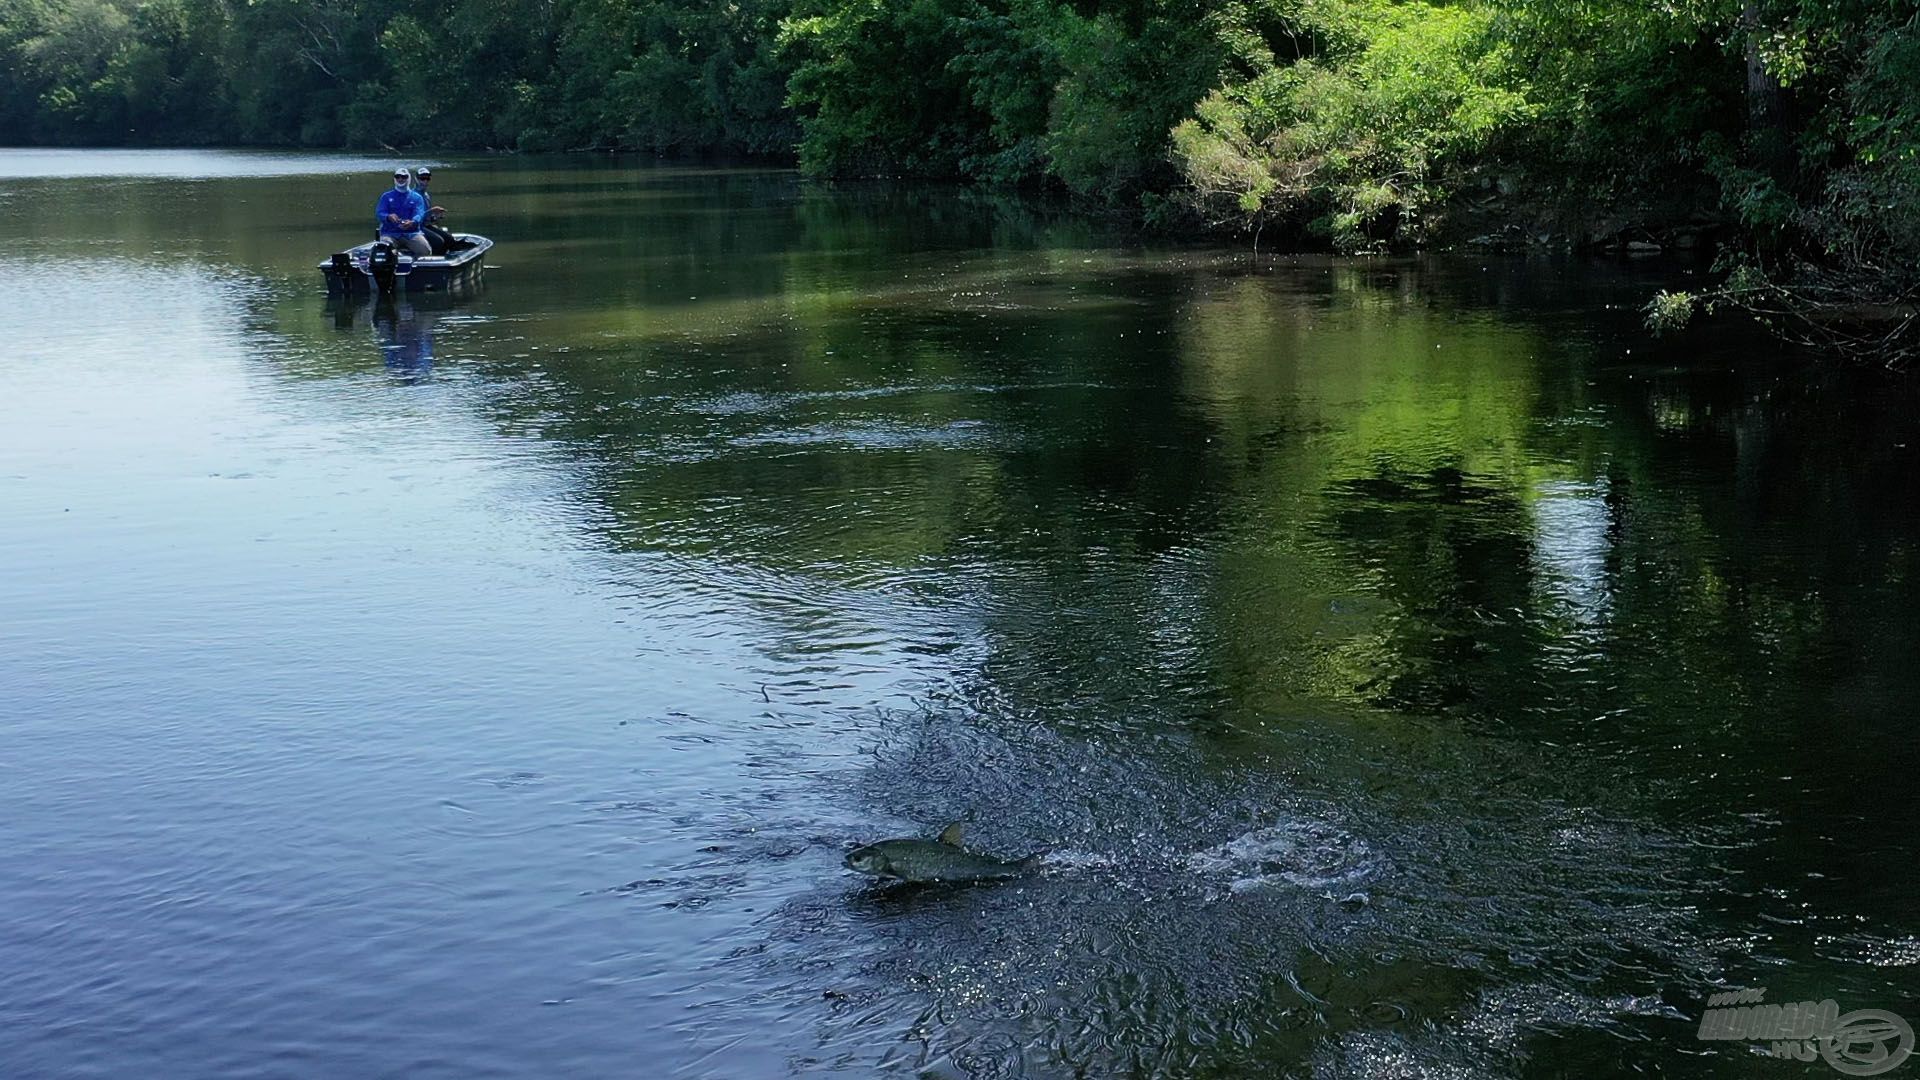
2, 150, 1917, 1078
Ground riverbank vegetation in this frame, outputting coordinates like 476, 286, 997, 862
3, 0, 1914, 358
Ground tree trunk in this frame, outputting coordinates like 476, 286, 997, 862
1742, 1, 1782, 136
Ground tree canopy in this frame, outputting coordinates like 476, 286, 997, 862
4, 0, 1916, 288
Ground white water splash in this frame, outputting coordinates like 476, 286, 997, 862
1183, 817, 1382, 893
1031, 848, 1122, 873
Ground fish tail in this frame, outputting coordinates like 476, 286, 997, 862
1017, 850, 1047, 871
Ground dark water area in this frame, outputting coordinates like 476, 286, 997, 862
2, 150, 1917, 1078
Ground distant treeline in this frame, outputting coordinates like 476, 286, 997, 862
3, 1, 1917, 268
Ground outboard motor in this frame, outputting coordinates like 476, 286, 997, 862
367, 240, 402, 295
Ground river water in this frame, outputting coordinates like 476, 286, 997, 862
2, 150, 1916, 1078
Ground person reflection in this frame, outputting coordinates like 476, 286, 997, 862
372, 297, 435, 380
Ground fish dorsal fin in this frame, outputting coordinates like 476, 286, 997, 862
935, 821, 965, 847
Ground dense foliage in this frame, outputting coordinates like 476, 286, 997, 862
1171, 0, 1533, 250
0, 0, 794, 152
3, 0, 1917, 332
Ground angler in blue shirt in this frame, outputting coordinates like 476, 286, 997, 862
375, 169, 431, 256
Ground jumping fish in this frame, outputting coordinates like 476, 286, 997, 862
843, 822, 1042, 884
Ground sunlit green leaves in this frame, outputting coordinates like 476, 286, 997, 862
1173, 0, 1533, 250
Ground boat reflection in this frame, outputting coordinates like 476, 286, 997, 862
324, 283, 482, 382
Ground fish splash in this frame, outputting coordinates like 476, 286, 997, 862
1182, 817, 1383, 893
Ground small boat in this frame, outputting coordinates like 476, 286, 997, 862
320, 234, 493, 295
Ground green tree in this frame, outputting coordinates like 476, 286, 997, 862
780, 0, 995, 176
1171, 0, 1532, 250
541, 0, 793, 153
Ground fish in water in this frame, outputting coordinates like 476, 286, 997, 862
843, 822, 1042, 884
